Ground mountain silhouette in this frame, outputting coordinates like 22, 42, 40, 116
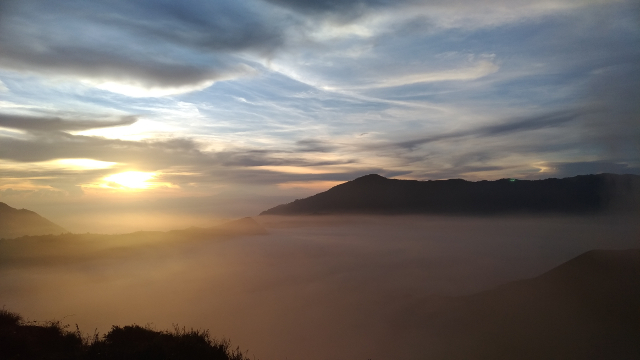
0, 202, 67, 239
396, 249, 640, 359
261, 173, 640, 215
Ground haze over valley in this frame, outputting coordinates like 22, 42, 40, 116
1, 178, 639, 358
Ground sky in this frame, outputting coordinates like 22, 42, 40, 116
0, 0, 639, 230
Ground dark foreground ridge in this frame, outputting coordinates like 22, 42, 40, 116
400, 248, 640, 359
0, 309, 250, 360
260, 173, 640, 215
0, 202, 67, 238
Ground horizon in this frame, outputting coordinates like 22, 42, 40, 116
3, 171, 639, 233
1, 0, 639, 231
2, 172, 639, 235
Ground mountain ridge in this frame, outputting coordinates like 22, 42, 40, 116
260, 173, 640, 215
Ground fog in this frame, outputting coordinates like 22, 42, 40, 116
1, 215, 638, 360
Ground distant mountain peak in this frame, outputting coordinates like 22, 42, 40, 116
352, 174, 388, 181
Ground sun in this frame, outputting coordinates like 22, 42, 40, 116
104, 171, 156, 189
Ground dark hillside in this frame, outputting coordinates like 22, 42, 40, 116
261, 173, 640, 215
0, 202, 67, 238
396, 249, 640, 359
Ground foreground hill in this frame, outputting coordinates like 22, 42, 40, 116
0, 202, 67, 239
261, 173, 640, 215
397, 248, 640, 359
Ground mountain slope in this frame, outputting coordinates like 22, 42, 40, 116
261, 173, 640, 215
395, 249, 640, 359
0, 202, 67, 238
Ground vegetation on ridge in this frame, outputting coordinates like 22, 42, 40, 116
0, 308, 250, 360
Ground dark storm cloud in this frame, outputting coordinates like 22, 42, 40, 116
0, 114, 137, 134
395, 111, 581, 150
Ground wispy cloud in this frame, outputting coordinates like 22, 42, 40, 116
394, 111, 582, 150
371, 61, 499, 88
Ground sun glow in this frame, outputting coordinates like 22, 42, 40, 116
104, 171, 156, 189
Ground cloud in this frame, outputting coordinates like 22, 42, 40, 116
263, 0, 400, 21
367, 61, 499, 88
0, 114, 138, 134
295, 139, 337, 152
0, 0, 628, 100
263, 0, 620, 29
90, 65, 257, 98
0, 112, 207, 166
0, 35, 253, 96
0, 0, 638, 212
395, 111, 581, 150
0, 0, 280, 95
0, 111, 385, 190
